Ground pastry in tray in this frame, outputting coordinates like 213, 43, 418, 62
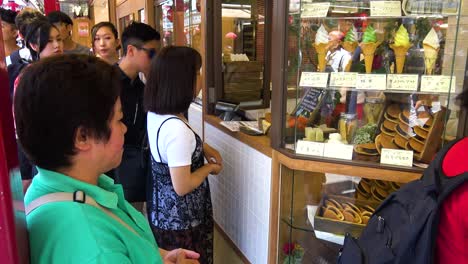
413, 125, 429, 139
321, 197, 377, 225
393, 132, 408, 149
408, 137, 425, 153
399, 109, 410, 125
386, 104, 401, 121
383, 119, 398, 132
380, 123, 396, 136
354, 142, 379, 156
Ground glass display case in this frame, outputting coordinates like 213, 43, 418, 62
272, 0, 467, 170
270, 0, 467, 263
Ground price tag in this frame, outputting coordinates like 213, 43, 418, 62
301, 3, 330, 18
420, 75, 457, 93
380, 148, 413, 167
323, 143, 354, 160
387, 74, 419, 91
329, 72, 358, 87
299, 72, 329, 88
356, 74, 387, 90
370, 1, 402, 16
296, 140, 325, 157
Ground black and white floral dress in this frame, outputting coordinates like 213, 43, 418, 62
147, 117, 213, 264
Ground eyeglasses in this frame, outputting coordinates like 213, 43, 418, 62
137, 47, 157, 59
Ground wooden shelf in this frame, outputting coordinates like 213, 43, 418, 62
274, 150, 422, 183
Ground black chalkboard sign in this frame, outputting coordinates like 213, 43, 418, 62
294, 88, 324, 117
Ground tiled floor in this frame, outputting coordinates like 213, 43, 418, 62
214, 227, 245, 264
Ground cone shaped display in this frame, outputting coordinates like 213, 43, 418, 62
342, 41, 358, 54
423, 44, 439, 75
390, 44, 412, 74
315, 43, 329, 72
360, 42, 380, 74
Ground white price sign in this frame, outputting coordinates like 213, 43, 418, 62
380, 148, 413, 167
387, 74, 419, 91
299, 72, 329, 88
323, 143, 354, 160
370, 1, 402, 16
356, 74, 387, 90
420, 75, 457, 93
329, 72, 358, 87
301, 3, 330, 18
296, 140, 325, 157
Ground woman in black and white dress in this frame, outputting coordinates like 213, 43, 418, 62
144, 46, 223, 264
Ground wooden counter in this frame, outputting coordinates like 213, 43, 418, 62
204, 115, 272, 158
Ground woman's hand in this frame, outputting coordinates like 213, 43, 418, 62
161, 248, 200, 264
203, 143, 223, 165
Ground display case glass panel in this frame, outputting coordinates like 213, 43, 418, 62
278, 0, 466, 170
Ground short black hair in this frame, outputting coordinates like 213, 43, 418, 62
145, 46, 201, 115
91, 22, 119, 50
0, 8, 18, 26
47, 11, 73, 26
24, 20, 58, 61
15, 8, 47, 37
121, 21, 160, 56
14, 54, 121, 170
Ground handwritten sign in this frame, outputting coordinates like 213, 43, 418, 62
356, 74, 387, 90
323, 143, 354, 160
294, 88, 324, 117
387, 74, 419, 91
301, 3, 330, 18
299, 72, 329, 88
329, 72, 357, 87
370, 1, 402, 16
380, 148, 413, 167
420, 75, 457, 93
296, 140, 325, 157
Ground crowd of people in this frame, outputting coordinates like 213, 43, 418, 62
2, 7, 222, 264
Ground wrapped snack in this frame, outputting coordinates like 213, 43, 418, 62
315, 24, 329, 72
360, 25, 380, 74
389, 25, 412, 74
422, 28, 440, 75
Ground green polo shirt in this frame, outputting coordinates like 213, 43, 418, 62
24, 168, 164, 264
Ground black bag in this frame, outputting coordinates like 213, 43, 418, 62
114, 133, 149, 202
338, 138, 468, 264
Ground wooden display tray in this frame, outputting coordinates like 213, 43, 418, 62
315, 194, 380, 238
376, 101, 447, 164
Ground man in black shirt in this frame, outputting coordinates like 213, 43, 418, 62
113, 22, 160, 203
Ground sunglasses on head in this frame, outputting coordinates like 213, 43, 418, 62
137, 47, 157, 59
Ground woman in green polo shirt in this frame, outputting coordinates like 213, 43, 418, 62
14, 54, 200, 264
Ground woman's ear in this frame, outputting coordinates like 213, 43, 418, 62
30, 43, 40, 52
116, 39, 122, 50
74, 126, 91, 151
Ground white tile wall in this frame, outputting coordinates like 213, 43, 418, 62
205, 123, 272, 264
188, 103, 203, 138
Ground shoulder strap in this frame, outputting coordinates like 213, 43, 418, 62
25, 191, 139, 236
155, 116, 183, 162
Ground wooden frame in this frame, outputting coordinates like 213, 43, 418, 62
267, 149, 422, 264
205, 0, 272, 114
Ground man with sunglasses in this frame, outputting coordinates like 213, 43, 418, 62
114, 22, 161, 206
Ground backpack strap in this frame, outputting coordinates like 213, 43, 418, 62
25, 191, 140, 236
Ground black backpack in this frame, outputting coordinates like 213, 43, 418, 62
338, 138, 468, 264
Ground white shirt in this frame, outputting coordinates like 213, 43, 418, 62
147, 112, 196, 167
326, 47, 351, 72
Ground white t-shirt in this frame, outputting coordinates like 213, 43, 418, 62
326, 48, 352, 72
147, 112, 196, 167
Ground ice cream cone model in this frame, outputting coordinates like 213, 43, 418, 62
343, 26, 358, 53
390, 25, 412, 74
422, 28, 440, 75
360, 25, 380, 74
315, 24, 329, 72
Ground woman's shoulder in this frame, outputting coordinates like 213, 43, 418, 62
148, 113, 192, 133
